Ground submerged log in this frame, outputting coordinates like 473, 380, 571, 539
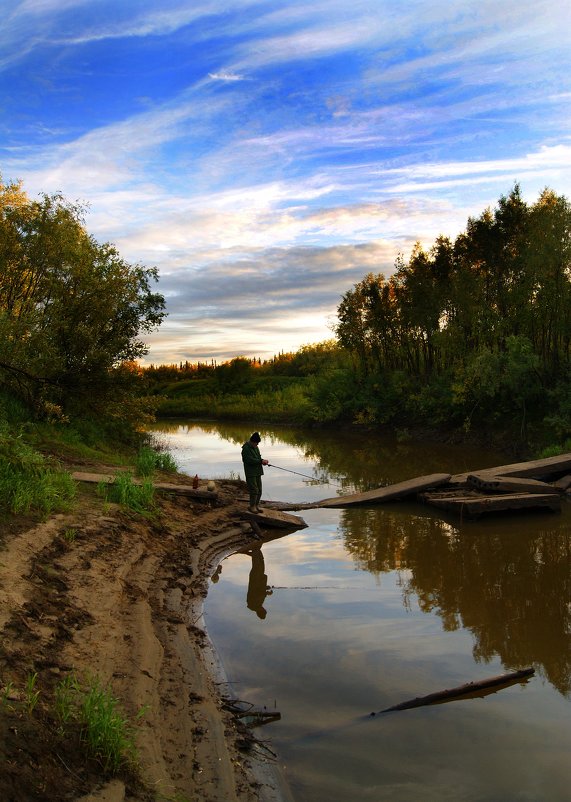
374, 668, 535, 715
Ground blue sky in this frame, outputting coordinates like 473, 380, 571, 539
2, 0, 570, 364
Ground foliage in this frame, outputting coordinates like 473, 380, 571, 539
0, 421, 76, 514
0, 177, 165, 424
332, 185, 571, 446
141, 184, 571, 450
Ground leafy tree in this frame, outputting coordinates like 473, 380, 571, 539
0, 178, 165, 422
333, 185, 571, 442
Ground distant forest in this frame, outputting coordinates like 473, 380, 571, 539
146, 185, 571, 454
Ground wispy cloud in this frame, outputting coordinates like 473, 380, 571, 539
208, 71, 246, 82
2, 0, 569, 362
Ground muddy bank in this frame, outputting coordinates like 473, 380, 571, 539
0, 470, 294, 802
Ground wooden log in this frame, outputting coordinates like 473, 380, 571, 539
238, 710, 282, 728
375, 668, 535, 714
553, 474, 571, 491
424, 492, 561, 517
318, 473, 451, 508
451, 453, 571, 485
72, 471, 218, 500
466, 474, 560, 495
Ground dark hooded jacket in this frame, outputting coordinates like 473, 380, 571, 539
241, 440, 264, 478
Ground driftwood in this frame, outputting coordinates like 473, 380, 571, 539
374, 668, 534, 715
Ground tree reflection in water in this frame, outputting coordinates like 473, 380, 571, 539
339, 506, 571, 696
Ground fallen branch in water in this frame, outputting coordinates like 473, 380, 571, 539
372, 667, 535, 716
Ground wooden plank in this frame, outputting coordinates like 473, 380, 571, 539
317, 473, 451, 508
424, 492, 561, 517
243, 508, 308, 529
72, 471, 217, 500
451, 453, 571, 484
553, 474, 571, 491
466, 474, 560, 495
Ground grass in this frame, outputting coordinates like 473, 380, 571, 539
63, 527, 78, 543
0, 423, 76, 515
537, 438, 571, 458
157, 382, 312, 422
135, 444, 177, 477
24, 672, 40, 714
79, 677, 138, 773
53, 673, 141, 773
98, 472, 155, 513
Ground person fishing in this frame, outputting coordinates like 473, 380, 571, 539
241, 431, 269, 513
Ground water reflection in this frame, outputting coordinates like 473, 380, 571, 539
152, 418, 505, 493
154, 421, 571, 801
244, 546, 273, 619
340, 505, 571, 695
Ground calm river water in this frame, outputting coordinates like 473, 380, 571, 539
151, 420, 571, 802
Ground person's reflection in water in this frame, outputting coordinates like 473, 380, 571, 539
245, 546, 272, 619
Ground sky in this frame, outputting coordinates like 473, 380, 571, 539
1, 0, 570, 365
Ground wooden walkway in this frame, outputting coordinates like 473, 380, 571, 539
313, 452, 571, 520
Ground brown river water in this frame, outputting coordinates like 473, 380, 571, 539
152, 421, 571, 802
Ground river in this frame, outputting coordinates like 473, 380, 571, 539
151, 420, 571, 802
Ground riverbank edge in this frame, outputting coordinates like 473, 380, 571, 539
0, 472, 296, 802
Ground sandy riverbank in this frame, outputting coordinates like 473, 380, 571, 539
0, 468, 295, 802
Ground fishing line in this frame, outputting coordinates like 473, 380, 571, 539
267, 463, 344, 487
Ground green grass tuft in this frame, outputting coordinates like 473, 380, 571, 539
98, 472, 155, 513
135, 445, 177, 476
0, 423, 76, 515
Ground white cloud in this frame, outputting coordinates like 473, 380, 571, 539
208, 70, 245, 81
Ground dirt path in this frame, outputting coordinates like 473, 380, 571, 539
0, 473, 293, 802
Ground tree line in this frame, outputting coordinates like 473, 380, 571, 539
3, 174, 570, 451
145, 185, 571, 450
332, 185, 571, 447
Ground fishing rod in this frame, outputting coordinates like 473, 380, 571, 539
267, 463, 343, 487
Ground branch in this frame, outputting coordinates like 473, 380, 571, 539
372, 668, 534, 715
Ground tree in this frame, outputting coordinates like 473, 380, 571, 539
0, 178, 165, 421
